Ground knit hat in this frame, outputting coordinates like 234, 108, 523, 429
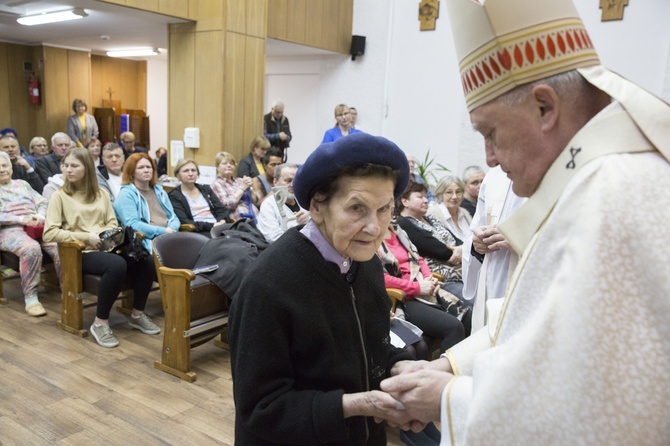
293, 133, 410, 209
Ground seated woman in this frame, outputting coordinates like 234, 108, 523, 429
0, 152, 61, 316
29, 136, 50, 159
427, 175, 473, 242
237, 135, 270, 179
168, 158, 229, 236
379, 222, 467, 353
85, 137, 102, 167
43, 148, 158, 348
396, 181, 466, 303
230, 133, 416, 444
114, 153, 180, 253
211, 151, 259, 220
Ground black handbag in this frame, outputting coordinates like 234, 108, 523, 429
99, 227, 150, 262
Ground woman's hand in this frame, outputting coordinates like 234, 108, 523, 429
418, 277, 439, 296
241, 176, 253, 190
22, 215, 42, 227
87, 231, 102, 250
448, 245, 463, 264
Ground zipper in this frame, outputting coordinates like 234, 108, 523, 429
349, 287, 370, 442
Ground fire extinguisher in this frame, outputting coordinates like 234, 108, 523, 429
28, 73, 41, 105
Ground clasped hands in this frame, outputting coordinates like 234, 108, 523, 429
472, 224, 513, 255
362, 359, 454, 432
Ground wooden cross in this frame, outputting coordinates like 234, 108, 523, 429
600, 0, 629, 21
419, 0, 439, 31
106, 87, 115, 101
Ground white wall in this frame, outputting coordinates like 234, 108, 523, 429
146, 57, 168, 157
265, 0, 670, 177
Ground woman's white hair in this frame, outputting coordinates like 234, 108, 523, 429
0, 151, 11, 163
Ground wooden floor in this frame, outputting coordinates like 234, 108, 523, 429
0, 274, 406, 445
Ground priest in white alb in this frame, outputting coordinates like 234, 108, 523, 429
380, 0, 670, 444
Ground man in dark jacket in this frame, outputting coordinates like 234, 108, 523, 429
263, 100, 292, 161
35, 132, 71, 185
0, 135, 44, 193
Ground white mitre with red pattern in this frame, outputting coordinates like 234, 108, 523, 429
445, 0, 600, 111
445, 0, 670, 160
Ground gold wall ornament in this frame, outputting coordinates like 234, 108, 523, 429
600, 0, 629, 21
419, 0, 439, 31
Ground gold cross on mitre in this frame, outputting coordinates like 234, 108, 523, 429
600, 0, 629, 21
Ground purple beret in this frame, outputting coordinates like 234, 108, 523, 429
293, 133, 410, 209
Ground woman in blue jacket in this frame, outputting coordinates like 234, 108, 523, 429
113, 153, 180, 252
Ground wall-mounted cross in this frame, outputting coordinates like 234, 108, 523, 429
106, 87, 115, 101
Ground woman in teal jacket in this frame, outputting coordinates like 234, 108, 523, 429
113, 153, 180, 252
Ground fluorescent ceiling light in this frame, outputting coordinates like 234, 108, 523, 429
17, 8, 87, 26
107, 48, 159, 58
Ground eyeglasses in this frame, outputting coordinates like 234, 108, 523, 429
122, 140, 135, 144
443, 190, 464, 197
34, 144, 47, 147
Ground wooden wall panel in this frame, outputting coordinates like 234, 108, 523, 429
0, 44, 10, 131
67, 51, 91, 109
267, 0, 352, 54
43, 47, 72, 139
91, 56, 146, 111
194, 0, 224, 32
122, 0, 159, 12
193, 30, 225, 165
305, 1, 325, 50
224, 32, 247, 158
168, 23, 196, 158
246, 0, 268, 38
159, 0, 190, 18
267, 0, 288, 40
243, 37, 266, 144
286, 0, 307, 44
227, 0, 247, 34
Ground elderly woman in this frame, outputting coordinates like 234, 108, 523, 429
168, 159, 229, 235
230, 133, 416, 445
427, 175, 473, 242
85, 137, 102, 167
0, 151, 61, 316
379, 222, 467, 353
321, 103, 363, 143
66, 99, 99, 148
237, 135, 271, 178
29, 136, 50, 159
397, 181, 465, 302
44, 148, 157, 348
114, 153, 180, 253
211, 151, 259, 220
0, 134, 44, 193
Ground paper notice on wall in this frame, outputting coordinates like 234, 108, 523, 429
170, 140, 184, 165
197, 165, 217, 185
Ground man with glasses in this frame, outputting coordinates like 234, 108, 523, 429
120, 131, 146, 157
97, 143, 125, 202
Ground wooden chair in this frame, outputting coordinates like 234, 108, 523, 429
152, 232, 230, 382
57, 241, 135, 337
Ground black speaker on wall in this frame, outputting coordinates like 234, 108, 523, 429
350, 35, 366, 61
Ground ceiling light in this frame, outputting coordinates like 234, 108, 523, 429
106, 48, 159, 58
17, 8, 87, 26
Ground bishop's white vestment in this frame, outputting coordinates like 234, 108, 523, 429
440, 100, 670, 445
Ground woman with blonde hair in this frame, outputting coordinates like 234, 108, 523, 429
44, 148, 158, 348
321, 103, 362, 143
211, 151, 259, 220
237, 135, 271, 178
66, 99, 99, 148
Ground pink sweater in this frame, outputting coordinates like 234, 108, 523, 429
382, 231, 432, 299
